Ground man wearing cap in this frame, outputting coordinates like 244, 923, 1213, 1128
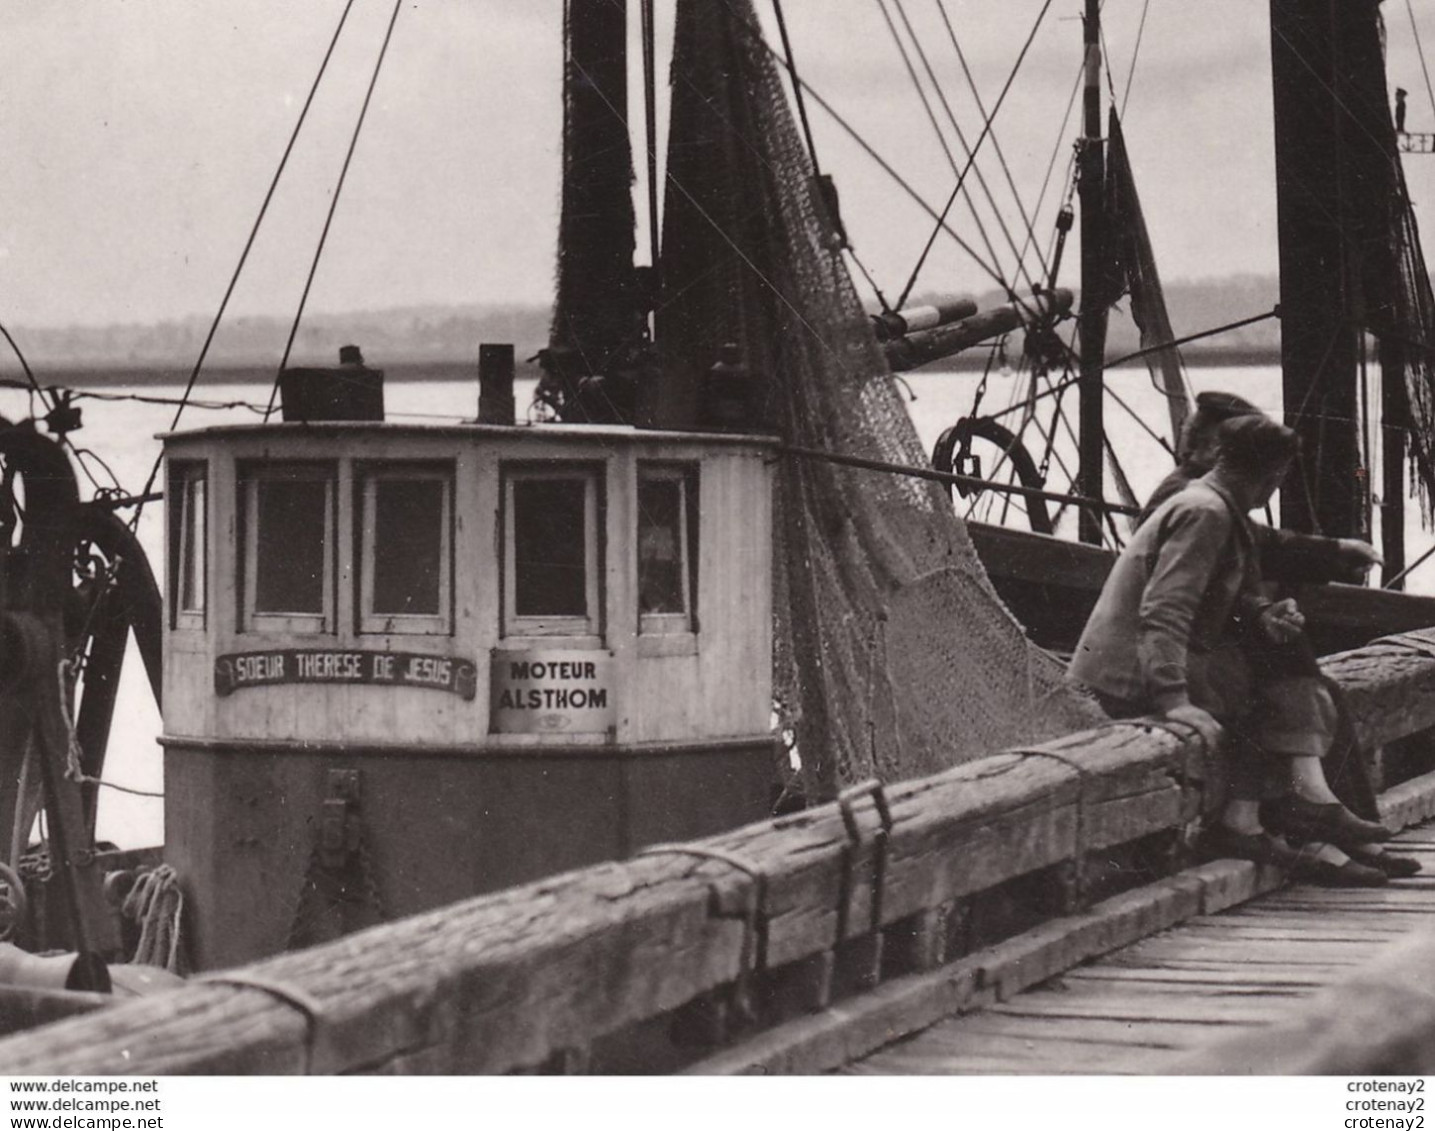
1141, 393, 1416, 877
1072, 414, 1395, 884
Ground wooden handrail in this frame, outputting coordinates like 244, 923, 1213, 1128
4, 629, 1435, 1075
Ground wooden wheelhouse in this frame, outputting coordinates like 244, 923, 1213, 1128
161, 412, 777, 969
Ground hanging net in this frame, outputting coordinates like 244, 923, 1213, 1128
654, 0, 1102, 800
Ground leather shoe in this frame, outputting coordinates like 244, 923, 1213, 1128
1269, 796, 1391, 845
1346, 847, 1423, 878
1201, 825, 1301, 868
1290, 850, 1388, 887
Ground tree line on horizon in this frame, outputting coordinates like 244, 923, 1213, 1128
7, 275, 1288, 371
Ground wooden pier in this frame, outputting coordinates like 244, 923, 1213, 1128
844, 824, 1435, 1075
6, 628, 1435, 1074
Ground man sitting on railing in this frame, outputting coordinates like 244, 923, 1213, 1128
1069, 413, 1391, 886
1142, 392, 1417, 879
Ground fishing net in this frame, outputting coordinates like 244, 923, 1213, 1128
1383, 166, 1435, 523
655, 0, 1101, 800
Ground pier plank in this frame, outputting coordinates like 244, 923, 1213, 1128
844, 813, 1435, 1076
987, 992, 1280, 1025
1063, 969, 1333, 989
1171, 930, 1435, 1074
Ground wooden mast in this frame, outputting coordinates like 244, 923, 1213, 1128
1076, 0, 1107, 545
1270, 0, 1365, 538
540, 0, 640, 421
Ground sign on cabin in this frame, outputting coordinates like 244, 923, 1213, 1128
490, 649, 616, 734
214, 649, 478, 699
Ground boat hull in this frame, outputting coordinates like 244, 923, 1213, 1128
162, 736, 777, 970
968, 522, 1435, 657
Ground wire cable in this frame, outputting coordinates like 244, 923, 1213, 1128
266, 0, 405, 421
893, 0, 1048, 300
1120, 0, 1152, 118
1408, 0, 1435, 125
932, 0, 1053, 287
896, 0, 1055, 309
720, 2, 1035, 316
876, 0, 1006, 283
131, 0, 360, 518
0, 319, 52, 413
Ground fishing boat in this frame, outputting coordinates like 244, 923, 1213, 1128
1, 0, 1435, 1073
887, 0, 1435, 661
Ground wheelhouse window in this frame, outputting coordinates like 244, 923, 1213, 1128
169, 461, 207, 629
359, 464, 452, 635
241, 463, 335, 633
503, 464, 602, 637
637, 463, 698, 634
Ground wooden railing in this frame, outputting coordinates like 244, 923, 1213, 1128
5, 629, 1435, 1075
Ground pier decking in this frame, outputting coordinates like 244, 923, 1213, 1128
844, 827, 1435, 1075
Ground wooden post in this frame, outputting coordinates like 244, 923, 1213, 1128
1077, 0, 1107, 545
1381, 334, 1409, 586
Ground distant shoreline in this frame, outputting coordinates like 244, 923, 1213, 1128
0, 348, 1281, 389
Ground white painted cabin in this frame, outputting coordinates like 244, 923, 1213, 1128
160, 419, 777, 968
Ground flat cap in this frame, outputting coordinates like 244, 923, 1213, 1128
1193, 390, 1261, 421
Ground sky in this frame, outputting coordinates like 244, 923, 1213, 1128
3, 1, 1435, 329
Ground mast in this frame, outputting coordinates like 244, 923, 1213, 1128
1076, 0, 1107, 545
540, 0, 641, 422
1270, 0, 1364, 538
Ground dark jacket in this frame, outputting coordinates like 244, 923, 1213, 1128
1069, 479, 1269, 715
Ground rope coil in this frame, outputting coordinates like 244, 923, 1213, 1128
122, 864, 185, 974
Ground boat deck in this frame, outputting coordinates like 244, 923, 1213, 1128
843, 826, 1435, 1075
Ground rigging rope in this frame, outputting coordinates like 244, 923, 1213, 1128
891, 0, 1048, 301
721, 2, 1046, 320
641, 0, 661, 291
971, 308, 1284, 430
129, 0, 361, 522
0, 320, 119, 498
771, 0, 824, 183
932, 0, 1053, 287
265, 0, 405, 421
0, 319, 52, 414
122, 865, 185, 972
1407, 0, 1435, 126
1017, 65, 1083, 284
896, 0, 1055, 309
56, 659, 163, 799
1120, 0, 1152, 118
773, 0, 891, 310
875, 0, 1002, 280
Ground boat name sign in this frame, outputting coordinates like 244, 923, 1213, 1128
215, 649, 478, 699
